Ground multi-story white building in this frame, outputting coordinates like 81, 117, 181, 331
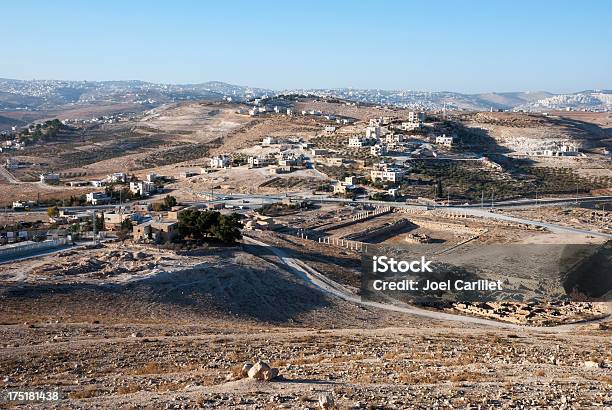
210, 155, 230, 168
370, 144, 388, 156
385, 134, 405, 144
129, 181, 156, 196
365, 126, 381, 139
86, 191, 111, 205
348, 136, 377, 148
370, 166, 405, 183
408, 111, 425, 123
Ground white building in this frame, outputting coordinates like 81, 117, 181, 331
210, 155, 230, 168
91, 180, 106, 188
86, 191, 111, 205
129, 181, 156, 196
145, 173, 158, 182
108, 172, 127, 183
248, 156, 275, 167
349, 136, 376, 148
370, 144, 388, 156
324, 126, 336, 135
408, 111, 425, 123
435, 134, 454, 147
344, 175, 360, 185
262, 136, 278, 145
40, 173, 60, 185
365, 126, 382, 139
370, 166, 405, 183
385, 134, 405, 144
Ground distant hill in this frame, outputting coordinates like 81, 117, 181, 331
0, 78, 609, 112
513, 90, 612, 112
0, 79, 274, 111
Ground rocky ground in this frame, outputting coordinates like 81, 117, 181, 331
0, 236, 610, 408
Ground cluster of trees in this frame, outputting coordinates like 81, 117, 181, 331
369, 192, 393, 201
257, 201, 313, 216
19, 119, 64, 145
104, 184, 138, 202
178, 209, 243, 244
151, 195, 177, 212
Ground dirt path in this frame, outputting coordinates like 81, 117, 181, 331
243, 236, 608, 333
0, 165, 20, 184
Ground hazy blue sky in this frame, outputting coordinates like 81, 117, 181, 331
1, 1, 611, 93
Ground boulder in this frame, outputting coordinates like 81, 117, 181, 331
583, 360, 602, 369
263, 367, 279, 381
240, 363, 253, 378
247, 361, 279, 381
248, 361, 270, 380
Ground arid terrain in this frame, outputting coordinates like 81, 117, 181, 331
1, 97, 611, 409
1, 231, 611, 408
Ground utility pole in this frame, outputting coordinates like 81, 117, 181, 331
92, 210, 97, 245
481, 191, 484, 208
575, 184, 579, 205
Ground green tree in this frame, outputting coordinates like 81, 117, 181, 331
163, 195, 177, 208
177, 209, 242, 243
211, 214, 243, 243
47, 206, 59, 217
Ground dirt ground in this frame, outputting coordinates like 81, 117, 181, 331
0, 239, 610, 408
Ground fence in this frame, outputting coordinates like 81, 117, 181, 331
0, 238, 69, 261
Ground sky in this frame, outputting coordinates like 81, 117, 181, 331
1, 0, 611, 93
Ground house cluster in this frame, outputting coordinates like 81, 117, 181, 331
249, 150, 307, 174
345, 112, 429, 158
48, 209, 98, 225
60, 113, 133, 125
300, 110, 355, 125
85, 172, 159, 205
0, 139, 26, 152
208, 136, 312, 175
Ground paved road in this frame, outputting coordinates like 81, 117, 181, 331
243, 236, 609, 333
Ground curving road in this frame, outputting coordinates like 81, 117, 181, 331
243, 236, 609, 333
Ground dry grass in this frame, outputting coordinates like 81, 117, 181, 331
156, 381, 188, 392
69, 385, 101, 399
117, 383, 141, 395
